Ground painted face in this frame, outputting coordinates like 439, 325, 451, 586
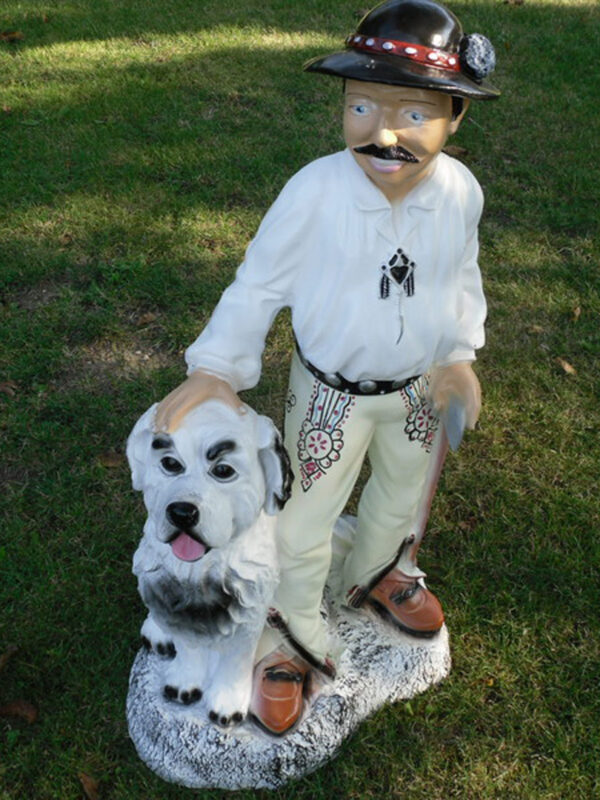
343, 79, 467, 203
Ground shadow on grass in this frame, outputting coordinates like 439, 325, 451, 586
1, 2, 599, 797
1, 0, 599, 230
2, 0, 598, 48
1, 0, 366, 49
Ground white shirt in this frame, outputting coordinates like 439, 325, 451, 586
186, 148, 487, 392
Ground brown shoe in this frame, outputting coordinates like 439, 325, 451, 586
249, 651, 311, 737
367, 569, 444, 638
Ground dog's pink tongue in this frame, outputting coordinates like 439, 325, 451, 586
170, 533, 206, 562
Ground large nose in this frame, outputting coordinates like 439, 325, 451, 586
375, 126, 398, 147
166, 501, 199, 530
372, 106, 400, 147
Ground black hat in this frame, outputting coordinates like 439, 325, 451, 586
304, 0, 500, 100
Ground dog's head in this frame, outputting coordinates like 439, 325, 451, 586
126, 400, 293, 564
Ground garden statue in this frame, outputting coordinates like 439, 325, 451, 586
126, 0, 499, 788
127, 401, 292, 723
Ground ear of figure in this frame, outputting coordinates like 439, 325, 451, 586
449, 97, 470, 134
126, 403, 158, 491
256, 415, 294, 514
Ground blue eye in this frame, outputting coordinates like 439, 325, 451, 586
408, 110, 425, 124
351, 104, 369, 116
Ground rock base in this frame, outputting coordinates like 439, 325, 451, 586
127, 515, 451, 788
128, 612, 449, 789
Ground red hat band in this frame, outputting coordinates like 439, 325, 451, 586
346, 34, 460, 73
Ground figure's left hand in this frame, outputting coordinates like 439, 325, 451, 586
428, 362, 481, 429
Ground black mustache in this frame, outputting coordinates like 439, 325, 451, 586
354, 144, 419, 163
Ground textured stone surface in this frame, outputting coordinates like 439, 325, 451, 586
128, 607, 450, 789
128, 515, 451, 788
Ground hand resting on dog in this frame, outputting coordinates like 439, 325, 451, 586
154, 370, 246, 434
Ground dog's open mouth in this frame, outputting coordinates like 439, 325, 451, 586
168, 531, 211, 562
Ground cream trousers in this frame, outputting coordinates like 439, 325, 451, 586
258, 352, 439, 666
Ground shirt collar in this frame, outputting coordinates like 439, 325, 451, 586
343, 147, 443, 213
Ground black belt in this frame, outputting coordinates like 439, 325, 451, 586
296, 346, 420, 397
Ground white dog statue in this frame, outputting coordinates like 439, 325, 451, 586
126, 400, 292, 726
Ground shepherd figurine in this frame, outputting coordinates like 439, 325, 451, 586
154, 0, 500, 737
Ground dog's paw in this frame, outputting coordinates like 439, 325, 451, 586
142, 635, 176, 658
208, 709, 245, 727
204, 681, 251, 727
162, 659, 208, 706
140, 616, 176, 658
163, 684, 203, 705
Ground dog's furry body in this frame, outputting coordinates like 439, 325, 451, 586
127, 400, 292, 724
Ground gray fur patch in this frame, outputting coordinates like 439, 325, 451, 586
139, 570, 244, 638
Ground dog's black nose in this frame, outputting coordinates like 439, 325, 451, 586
166, 502, 199, 530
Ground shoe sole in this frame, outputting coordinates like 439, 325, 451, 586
368, 598, 443, 639
248, 710, 301, 737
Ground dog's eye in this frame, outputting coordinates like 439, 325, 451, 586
160, 456, 184, 475
210, 463, 236, 481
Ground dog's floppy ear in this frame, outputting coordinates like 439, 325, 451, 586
126, 403, 158, 492
256, 415, 294, 515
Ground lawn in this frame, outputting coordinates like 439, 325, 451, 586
1, 0, 599, 798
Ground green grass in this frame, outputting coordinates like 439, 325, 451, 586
1, 1, 599, 798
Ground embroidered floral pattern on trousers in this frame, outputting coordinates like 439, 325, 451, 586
401, 378, 439, 452
297, 381, 356, 491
